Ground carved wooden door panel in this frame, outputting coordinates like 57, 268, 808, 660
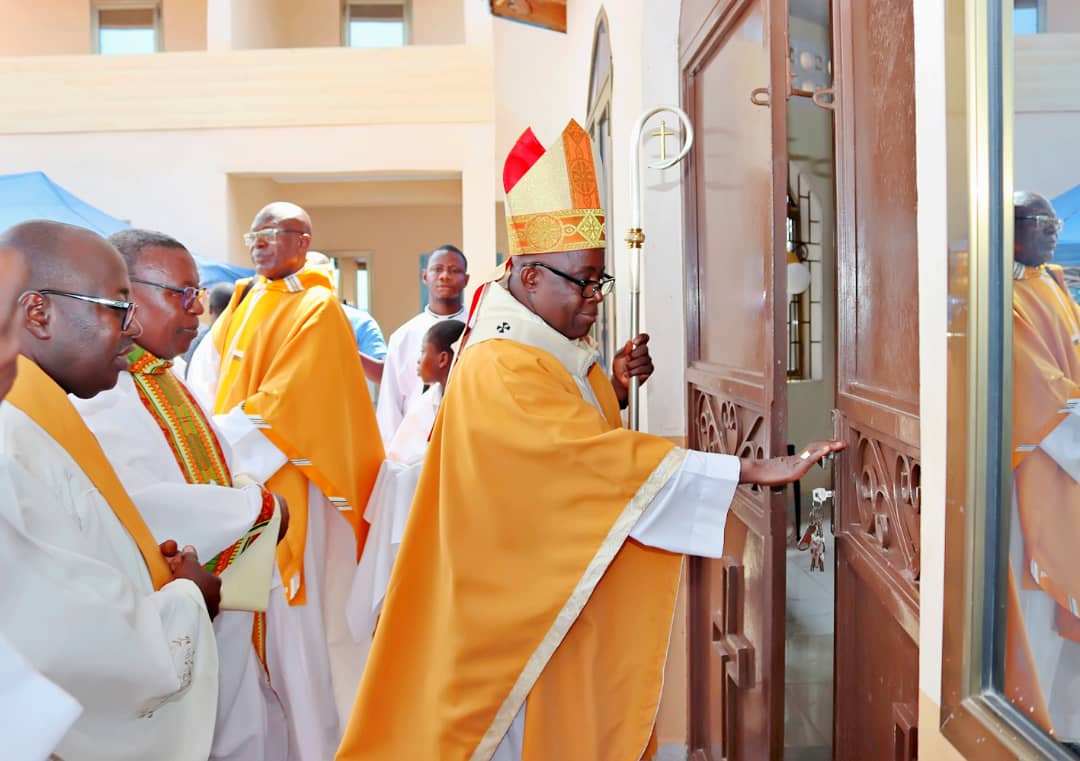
680, 1, 789, 759
830, 1, 921, 759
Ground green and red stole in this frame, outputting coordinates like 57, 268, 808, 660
127, 345, 272, 674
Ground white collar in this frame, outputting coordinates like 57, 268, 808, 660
466, 283, 600, 380
424, 305, 466, 321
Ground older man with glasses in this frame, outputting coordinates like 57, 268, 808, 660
0, 220, 221, 761
187, 202, 383, 761
74, 228, 293, 761
1005, 190, 1080, 746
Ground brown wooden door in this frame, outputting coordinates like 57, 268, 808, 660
829, 1, 921, 759
680, 1, 790, 759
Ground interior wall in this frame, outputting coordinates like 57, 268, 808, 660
275, 0, 338, 48
412, 0, 465, 44
1046, 0, 1080, 33
0, 0, 208, 55
312, 204, 463, 335
0, 0, 90, 55
1014, 35, 1080, 199
162, 0, 208, 51
913, 0, 959, 758
223, 0, 282, 49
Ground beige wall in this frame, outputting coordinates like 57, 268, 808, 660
162, 0, 208, 50
313, 205, 463, 335
1015, 34, 1080, 200
0, 0, 465, 55
413, 0, 465, 45
914, 4, 952, 761
1046, 0, 1080, 33
0, 0, 89, 55
276, 0, 339, 48
0, 120, 496, 310
0, 0, 206, 55
0, 45, 494, 134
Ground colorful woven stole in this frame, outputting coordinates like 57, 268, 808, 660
127, 345, 271, 675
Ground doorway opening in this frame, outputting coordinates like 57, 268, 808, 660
783, 1, 837, 758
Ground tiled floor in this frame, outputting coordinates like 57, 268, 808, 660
784, 527, 835, 760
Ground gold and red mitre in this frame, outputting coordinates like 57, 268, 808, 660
503, 119, 606, 256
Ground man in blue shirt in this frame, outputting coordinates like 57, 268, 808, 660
343, 301, 387, 383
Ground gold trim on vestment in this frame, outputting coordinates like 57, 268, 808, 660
506, 208, 606, 255
469, 446, 688, 761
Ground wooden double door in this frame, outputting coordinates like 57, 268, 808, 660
680, 1, 921, 759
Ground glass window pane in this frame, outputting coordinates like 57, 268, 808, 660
1014, 7, 1039, 35
347, 3, 405, 48
1003, 1, 1080, 752
349, 20, 405, 48
355, 268, 370, 313
97, 7, 157, 55
98, 28, 156, 55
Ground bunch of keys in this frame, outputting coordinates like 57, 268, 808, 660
797, 487, 832, 572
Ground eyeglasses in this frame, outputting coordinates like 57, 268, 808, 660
131, 278, 206, 311
34, 289, 138, 331
242, 228, 310, 247
526, 261, 616, 299
1016, 214, 1064, 234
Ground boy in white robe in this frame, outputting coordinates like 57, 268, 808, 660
347, 319, 465, 658
375, 245, 468, 443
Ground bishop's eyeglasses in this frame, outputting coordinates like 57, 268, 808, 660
31, 289, 138, 331
526, 261, 616, 299
131, 278, 206, 311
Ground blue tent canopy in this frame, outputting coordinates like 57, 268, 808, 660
1053, 182, 1080, 266
0, 171, 252, 286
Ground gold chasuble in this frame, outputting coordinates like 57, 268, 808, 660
211, 265, 383, 605
337, 120, 683, 761
6, 355, 171, 590
1005, 263, 1080, 730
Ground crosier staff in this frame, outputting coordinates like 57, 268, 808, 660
626, 106, 695, 430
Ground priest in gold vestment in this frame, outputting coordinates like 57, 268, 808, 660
187, 202, 384, 761
336, 120, 842, 761
1005, 191, 1080, 744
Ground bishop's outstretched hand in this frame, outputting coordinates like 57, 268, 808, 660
738, 439, 846, 488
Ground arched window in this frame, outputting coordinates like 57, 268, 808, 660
586, 9, 615, 368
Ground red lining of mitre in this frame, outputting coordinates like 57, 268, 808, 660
502, 128, 546, 193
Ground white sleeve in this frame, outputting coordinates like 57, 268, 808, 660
375, 332, 406, 443
0, 633, 82, 761
1040, 405, 1080, 483
213, 405, 289, 484
629, 450, 740, 558
185, 336, 221, 414
125, 482, 265, 562
0, 461, 219, 761
76, 386, 265, 560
